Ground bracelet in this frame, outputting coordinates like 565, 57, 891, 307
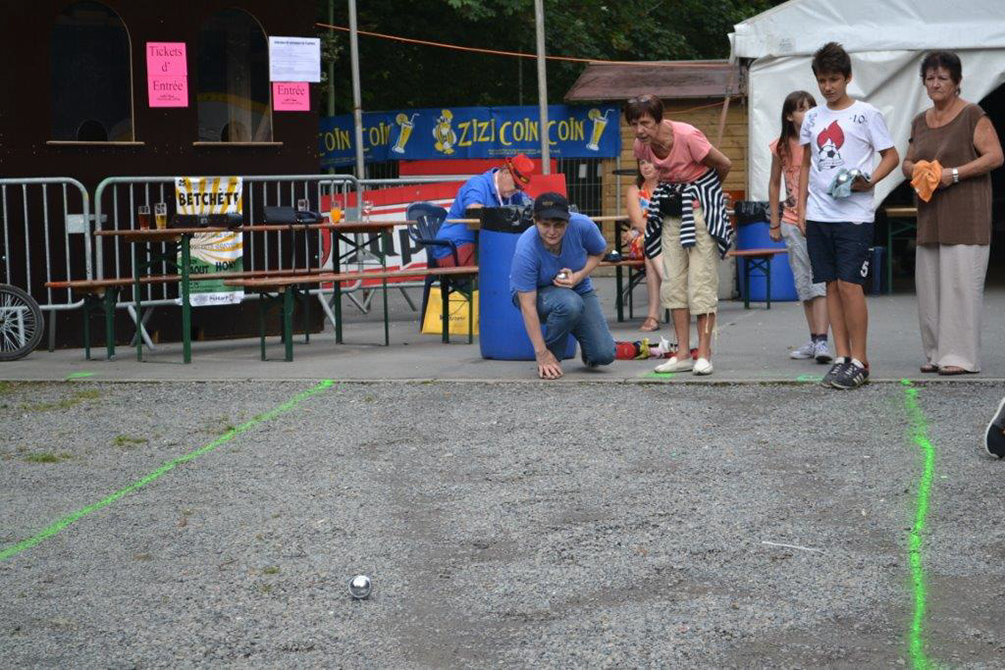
769, 225, 781, 230
952, 167, 960, 184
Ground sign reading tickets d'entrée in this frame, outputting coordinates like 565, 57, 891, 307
146, 42, 188, 108
174, 177, 244, 307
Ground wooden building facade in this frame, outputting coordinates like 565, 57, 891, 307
3, 1, 319, 188
565, 60, 748, 220
1, 1, 322, 346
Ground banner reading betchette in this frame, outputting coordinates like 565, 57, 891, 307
319, 104, 619, 168
174, 177, 244, 307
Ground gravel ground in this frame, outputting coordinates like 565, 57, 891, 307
1, 380, 1003, 668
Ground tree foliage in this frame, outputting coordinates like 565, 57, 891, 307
318, 0, 782, 113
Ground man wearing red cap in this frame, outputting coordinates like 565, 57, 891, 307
433, 153, 536, 267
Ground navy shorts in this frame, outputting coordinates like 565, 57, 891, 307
805, 220, 874, 285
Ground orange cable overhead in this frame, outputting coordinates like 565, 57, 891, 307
315, 22, 733, 68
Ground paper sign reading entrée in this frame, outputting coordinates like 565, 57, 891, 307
147, 42, 188, 107
273, 82, 310, 111
268, 37, 321, 83
148, 76, 188, 107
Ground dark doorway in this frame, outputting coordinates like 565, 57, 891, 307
978, 82, 1005, 285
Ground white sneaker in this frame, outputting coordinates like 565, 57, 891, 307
813, 339, 833, 364
790, 339, 816, 359
654, 355, 694, 373
693, 357, 713, 375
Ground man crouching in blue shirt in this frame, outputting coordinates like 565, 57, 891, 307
511, 192, 616, 379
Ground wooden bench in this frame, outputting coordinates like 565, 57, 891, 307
46, 269, 325, 361
592, 216, 650, 323
597, 258, 646, 322
727, 248, 788, 309
225, 266, 479, 361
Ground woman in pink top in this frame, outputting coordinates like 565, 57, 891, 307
625, 94, 732, 376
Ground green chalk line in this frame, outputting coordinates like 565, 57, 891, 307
65, 371, 97, 380
900, 379, 935, 670
0, 379, 335, 562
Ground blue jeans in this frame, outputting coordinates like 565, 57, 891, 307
536, 286, 615, 366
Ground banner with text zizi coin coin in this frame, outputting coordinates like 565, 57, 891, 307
174, 177, 244, 306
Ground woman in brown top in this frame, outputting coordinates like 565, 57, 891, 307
902, 51, 1003, 375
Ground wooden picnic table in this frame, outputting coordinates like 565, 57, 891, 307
728, 248, 789, 310
225, 266, 480, 361
94, 222, 400, 363
882, 205, 918, 293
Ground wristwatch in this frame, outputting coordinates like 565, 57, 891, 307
952, 168, 960, 184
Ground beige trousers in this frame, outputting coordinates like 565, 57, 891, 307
660, 207, 719, 314
915, 243, 989, 372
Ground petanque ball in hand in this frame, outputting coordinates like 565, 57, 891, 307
348, 575, 372, 599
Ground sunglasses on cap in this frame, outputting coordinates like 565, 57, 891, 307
626, 94, 658, 105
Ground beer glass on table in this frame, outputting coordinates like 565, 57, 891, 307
137, 205, 151, 230
154, 203, 168, 230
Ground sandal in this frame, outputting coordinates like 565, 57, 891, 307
938, 366, 972, 376
640, 317, 660, 332
920, 363, 938, 373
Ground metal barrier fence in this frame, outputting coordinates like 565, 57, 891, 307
0, 178, 91, 312
91, 175, 360, 345
93, 173, 359, 297
90, 174, 471, 317
353, 174, 478, 311
9, 166, 607, 350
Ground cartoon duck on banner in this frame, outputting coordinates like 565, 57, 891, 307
433, 109, 457, 155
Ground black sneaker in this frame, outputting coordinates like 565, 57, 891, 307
821, 357, 848, 387
832, 361, 869, 389
985, 396, 1005, 459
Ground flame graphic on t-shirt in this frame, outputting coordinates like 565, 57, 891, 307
816, 121, 845, 150
815, 120, 845, 170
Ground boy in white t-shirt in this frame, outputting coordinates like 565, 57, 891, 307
797, 42, 900, 389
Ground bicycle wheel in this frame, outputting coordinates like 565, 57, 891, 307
0, 284, 44, 361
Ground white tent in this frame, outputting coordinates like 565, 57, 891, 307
730, 0, 1005, 201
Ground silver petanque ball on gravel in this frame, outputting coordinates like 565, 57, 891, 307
348, 574, 372, 599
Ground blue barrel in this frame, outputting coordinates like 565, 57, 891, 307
735, 202, 798, 303
478, 207, 577, 361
